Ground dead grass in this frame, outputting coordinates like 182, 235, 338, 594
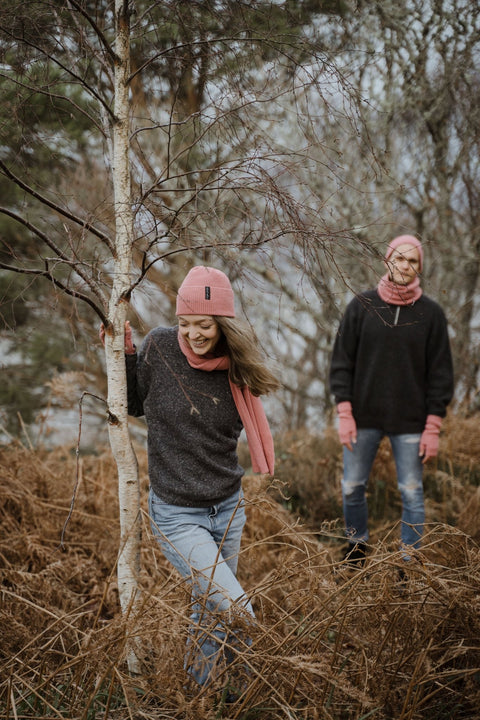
1, 415, 480, 719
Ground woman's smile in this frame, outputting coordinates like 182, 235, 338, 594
178, 315, 221, 355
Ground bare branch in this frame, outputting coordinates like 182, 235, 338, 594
0, 71, 107, 138
0, 207, 109, 307
0, 27, 116, 121
0, 160, 114, 254
0, 260, 107, 325
67, 0, 118, 64
59, 389, 109, 548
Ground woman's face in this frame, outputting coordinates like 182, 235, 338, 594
386, 244, 421, 285
178, 315, 221, 355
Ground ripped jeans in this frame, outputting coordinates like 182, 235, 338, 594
342, 429, 425, 549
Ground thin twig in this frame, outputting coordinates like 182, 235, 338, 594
59, 391, 107, 548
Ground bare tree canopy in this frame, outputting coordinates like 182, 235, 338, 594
0, 0, 479, 436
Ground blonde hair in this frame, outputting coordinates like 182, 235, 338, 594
215, 316, 281, 397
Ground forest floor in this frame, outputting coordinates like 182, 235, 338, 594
1, 413, 480, 719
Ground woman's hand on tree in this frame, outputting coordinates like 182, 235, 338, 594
99, 321, 136, 355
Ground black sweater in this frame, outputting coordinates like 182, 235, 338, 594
329, 290, 454, 434
126, 326, 244, 507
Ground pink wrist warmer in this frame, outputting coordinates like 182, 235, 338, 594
420, 414, 443, 457
337, 401, 357, 445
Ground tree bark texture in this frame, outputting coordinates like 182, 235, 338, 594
105, 0, 142, 674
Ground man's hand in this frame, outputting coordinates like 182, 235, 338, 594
99, 320, 136, 355
337, 401, 357, 451
419, 415, 442, 464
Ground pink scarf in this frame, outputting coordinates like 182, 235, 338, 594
178, 332, 275, 475
377, 273, 422, 306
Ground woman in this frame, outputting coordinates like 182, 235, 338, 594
123, 265, 279, 688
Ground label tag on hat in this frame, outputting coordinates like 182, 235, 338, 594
205, 286, 211, 300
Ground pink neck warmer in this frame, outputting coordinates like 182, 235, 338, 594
377, 273, 423, 305
178, 332, 275, 475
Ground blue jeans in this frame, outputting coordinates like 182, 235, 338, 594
342, 428, 425, 549
148, 487, 254, 686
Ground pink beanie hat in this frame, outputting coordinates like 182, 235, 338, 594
176, 266, 236, 317
385, 234, 423, 272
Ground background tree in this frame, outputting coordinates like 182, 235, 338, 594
2, 1, 479, 439
0, 0, 359, 671
321, 0, 480, 405
1, 2, 479, 675
1, 0, 358, 439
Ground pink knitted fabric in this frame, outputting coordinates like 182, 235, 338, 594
337, 401, 357, 446
385, 235, 423, 272
420, 414, 443, 459
378, 235, 423, 305
176, 266, 235, 317
377, 274, 422, 305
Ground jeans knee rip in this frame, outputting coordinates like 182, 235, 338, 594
342, 480, 365, 494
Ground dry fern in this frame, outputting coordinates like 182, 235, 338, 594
1, 418, 480, 719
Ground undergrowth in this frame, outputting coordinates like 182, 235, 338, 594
1, 414, 480, 719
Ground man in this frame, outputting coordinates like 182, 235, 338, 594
329, 235, 454, 564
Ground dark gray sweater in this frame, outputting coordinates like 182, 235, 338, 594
329, 290, 454, 434
126, 326, 244, 507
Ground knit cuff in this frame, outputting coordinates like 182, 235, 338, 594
425, 414, 443, 431
337, 401, 353, 417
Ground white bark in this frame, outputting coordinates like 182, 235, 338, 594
105, 0, 142, 675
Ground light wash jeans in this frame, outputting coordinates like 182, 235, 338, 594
148, 487, 254, 686
342, 428, 425, 550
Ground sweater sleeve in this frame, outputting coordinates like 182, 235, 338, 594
329, 299, 360, 405
125, 352, 145, 417
425, 305, 454, 417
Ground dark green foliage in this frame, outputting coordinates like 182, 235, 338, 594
0, 316, 78, 433
0, 0, 353, 440
0, 271, 31, 328
129, 0, 351, 112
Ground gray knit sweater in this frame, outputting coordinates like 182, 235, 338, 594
126, 326, 244, 506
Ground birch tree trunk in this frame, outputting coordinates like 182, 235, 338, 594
105, 0, 142, 674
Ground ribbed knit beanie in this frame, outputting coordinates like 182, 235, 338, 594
385, 235, 423, 272
176, 266, 236, 317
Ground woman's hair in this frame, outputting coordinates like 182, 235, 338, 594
215, 316, 281, 397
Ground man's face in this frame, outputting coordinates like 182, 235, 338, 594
386, 244, 421, 285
